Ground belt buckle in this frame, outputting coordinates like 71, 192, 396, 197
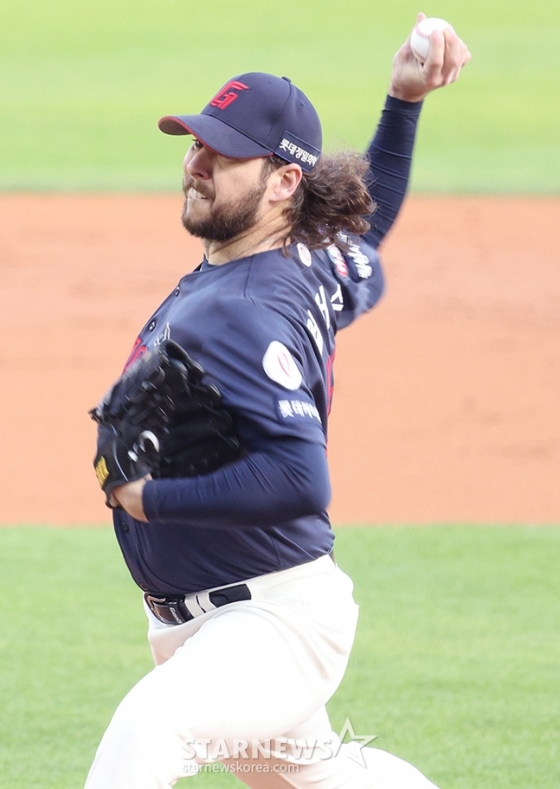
144, 594, 193, 625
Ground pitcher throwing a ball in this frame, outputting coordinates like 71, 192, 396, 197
85, 14, 470, 789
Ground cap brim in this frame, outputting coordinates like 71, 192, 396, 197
158, 114, 273, 160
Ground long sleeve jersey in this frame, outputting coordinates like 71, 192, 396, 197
113, 96, 422, 594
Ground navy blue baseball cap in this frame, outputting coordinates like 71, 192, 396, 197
158, 72, 322, 172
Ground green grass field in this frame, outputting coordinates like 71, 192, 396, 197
2, 0, 559, 192
0, 525, 558, 788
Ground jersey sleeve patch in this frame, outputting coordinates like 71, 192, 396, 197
326, 244, 349, 278
262, 341, 303, 391
296, 243, 312, 267
332, 234, 374, 281
277, 398, 322, 424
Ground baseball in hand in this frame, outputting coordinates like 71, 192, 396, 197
410, 17, 451, 64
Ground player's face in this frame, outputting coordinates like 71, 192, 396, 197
181, 140, 270, 242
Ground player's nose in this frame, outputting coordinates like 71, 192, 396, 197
184, 145, 213, 181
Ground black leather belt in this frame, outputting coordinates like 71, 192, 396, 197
144, 583, 252, 625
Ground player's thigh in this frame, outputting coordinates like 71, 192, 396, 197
119, 599, 353, 746
162, 601, 351, 741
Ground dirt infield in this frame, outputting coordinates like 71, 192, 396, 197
1, 194, 559, 525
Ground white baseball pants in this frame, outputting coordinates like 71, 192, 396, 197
84, 555, 439, 789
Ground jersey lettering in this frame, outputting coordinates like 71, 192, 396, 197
336, 233, 373, 279
314, 285, 331, 330
306, 310, 324, 355
330, 284, 344, 312
347, 242, 372, 279
278, 399, 322, 423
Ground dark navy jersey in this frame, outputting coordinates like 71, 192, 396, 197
112, 95, 422, 595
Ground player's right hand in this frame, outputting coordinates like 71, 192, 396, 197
388, 12, 471, 103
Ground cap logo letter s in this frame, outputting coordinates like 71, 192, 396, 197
210, 81, 249, 110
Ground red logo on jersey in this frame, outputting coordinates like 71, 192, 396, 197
327, 245, 349, 278
210, 80, 249, 110
123, 336, 147, 372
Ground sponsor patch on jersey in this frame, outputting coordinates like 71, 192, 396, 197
326, 245, 349, 278
347, 242, 372, 279
277, 399, 322, 423
262, 341, 302, 391
297, 243, 312, 267
336, 232, 373, 279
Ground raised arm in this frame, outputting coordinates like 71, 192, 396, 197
389, 12, 471, 102
364, 12, 471, 248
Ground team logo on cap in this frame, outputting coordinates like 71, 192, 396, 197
210, 81, 249, 110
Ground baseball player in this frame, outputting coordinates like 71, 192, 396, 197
85, 15, 470, 789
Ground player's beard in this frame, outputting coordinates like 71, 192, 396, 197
181, 176, 267, 243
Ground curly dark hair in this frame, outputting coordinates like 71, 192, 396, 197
263, 150, 376, 250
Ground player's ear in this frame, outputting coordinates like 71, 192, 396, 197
269, 163, 302, 203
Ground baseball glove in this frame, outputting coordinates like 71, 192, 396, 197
90, 339, 243, 507
156, 382, 244, 479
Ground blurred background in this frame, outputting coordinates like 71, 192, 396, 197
1, 0, 559, 193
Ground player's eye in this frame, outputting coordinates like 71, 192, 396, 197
190, 138, 203, 152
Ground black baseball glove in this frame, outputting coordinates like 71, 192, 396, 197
89, 339, 243, 507
156, 380, 244, 479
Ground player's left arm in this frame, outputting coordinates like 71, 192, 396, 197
111, 436, 331, 525
364, 13, 471, 248
112, 301, 331, 525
